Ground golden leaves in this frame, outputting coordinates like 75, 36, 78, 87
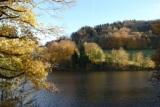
143, 57, 155, 69
84, 42, 105, 63
110, 48, 129, 66
23, 59, 48, 89
0, 1, 36, 26
0, 25, 50, 90
15, 6, 37, 26
4, 5, 37, 27
0, 38, 37, 55
47, 40, 78, 63
0, 25, 17, 38
0, 57, 23, 77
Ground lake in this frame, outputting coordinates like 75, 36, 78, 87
36, 71, 160, 107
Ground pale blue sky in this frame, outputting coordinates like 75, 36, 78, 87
38, 0, 160, 36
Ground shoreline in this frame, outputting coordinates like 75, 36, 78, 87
53, 68, 156, 72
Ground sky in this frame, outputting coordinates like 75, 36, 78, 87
37, 0, 160, 39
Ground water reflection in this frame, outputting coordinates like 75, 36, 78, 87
0, 76, 37, 107
37, 71, 160, 107
1, 71, 160, 107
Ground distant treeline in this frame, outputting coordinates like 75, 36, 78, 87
71, 20, 160, 49
46, 40, 156, 71
45, 20, 160, 71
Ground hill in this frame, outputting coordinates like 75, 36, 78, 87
71, 20, 160, 49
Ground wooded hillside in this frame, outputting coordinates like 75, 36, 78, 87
71, 20, 160, 49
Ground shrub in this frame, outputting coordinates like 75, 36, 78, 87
132, 52, 144, 67
132, 52, 155, 69
109, 48, 129, 67
143, 57, 155, 69
83, 42, 105, 64
105, 53, 112, 64
46, 40, 78, 63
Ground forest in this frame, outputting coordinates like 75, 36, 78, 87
71, 20, 160, 49
45, 20, 160, 71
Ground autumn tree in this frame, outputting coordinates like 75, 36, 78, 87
131, 52, 155, 69
109, 48, 129, 67
83, 42, 105, 64
143, 57, 155, 69
106, 27, 129, 49
72, 20, 155, 49
0, 0, 75, 106
0, 25, 42, 107
46, 39, 78, 65
133, 52, 144, 67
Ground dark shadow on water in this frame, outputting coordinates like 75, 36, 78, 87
0, 76, 38, 107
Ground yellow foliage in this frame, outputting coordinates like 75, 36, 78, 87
0, 38, 37, 55
47, 40, 78, 63
0, 25, 50, 90
0, 0, 74, 27
15, 6, 37, 26
143, 57, 155, 69
0, 25, 17, 37
23, 59, 48, 89
0, 0, 75, 95
0, 57, 23, 77
133, 52, 144, 66
131, 52, 155, 69
84, 42, 105, 63
0, 1, 36, 26
110, 48, 129, 66
0, 57, 22, 70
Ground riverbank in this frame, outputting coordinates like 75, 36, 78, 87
53, 64, 156, 72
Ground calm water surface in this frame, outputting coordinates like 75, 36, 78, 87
37, 71, 160, 107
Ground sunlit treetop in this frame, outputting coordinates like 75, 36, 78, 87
83, 42, 105, 63
0, 0, 75, 27
0, 0, 75, 91
46, 39, 78, 63
0, 25, 52, 91
0, 25, 17, 37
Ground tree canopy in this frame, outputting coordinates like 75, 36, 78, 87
0, 0, 74, 26
71, 20, 160, 49
0, 0, 75, 104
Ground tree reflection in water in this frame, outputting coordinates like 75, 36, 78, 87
151, 70, 160, 99
0, 76, 38, 107
151, 70, 160, 85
